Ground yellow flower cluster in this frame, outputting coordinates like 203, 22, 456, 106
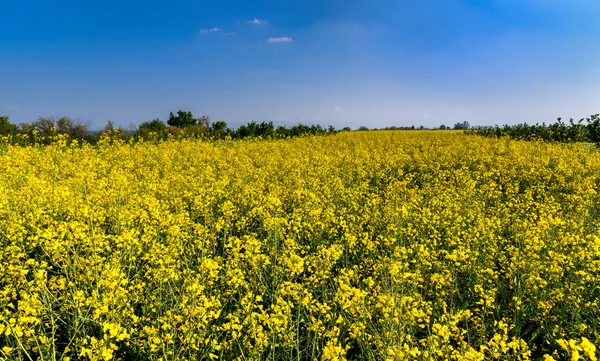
0, 131, 598, 360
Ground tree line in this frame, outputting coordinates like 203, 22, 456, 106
137, 110, 344, 139
0, 110, 343, 145
466, 114, 600, 146
0, 110, 472, 145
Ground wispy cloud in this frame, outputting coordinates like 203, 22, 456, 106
199, 27, 222, 34
2, 104, 25, 111
248, 18, 264, 25
333, 105, 344, 111
268, 37, 293, 43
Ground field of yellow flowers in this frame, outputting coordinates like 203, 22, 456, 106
0, 131, 598, 360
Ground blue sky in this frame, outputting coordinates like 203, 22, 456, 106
1, 0, 599, 129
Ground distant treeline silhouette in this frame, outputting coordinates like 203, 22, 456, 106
0, 110, 469, 145
7, 110, 599, 147
0, 111, 342, 145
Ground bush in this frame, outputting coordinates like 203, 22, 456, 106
138, 118, 168, 134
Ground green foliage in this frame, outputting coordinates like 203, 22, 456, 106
173, 124, 207, 138
236, 121, 275, 138
96, 120, 134, 142
586, 114, 600, 146
138, 118, 168, 134
209, 120, 229, 138
2, 111, 342, 146
103, 120, 116, 132
211, 120, 228, 132
453, 121, 470, 130
376, 125, 422, 130
469, 114, 599, 145
273, 123, 329, 138
0, 116, 18, 135
167, 110, 197, 127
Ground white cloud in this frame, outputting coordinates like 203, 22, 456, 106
333, 105, 343, 111
268, 37, 293, 43
2, 104, 24, 110
248, 18, 264, 25
199, 27, 222, 34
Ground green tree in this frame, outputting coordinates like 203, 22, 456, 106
0, 116, 17, 135
586, 114, 600, 146
167, 110, 197, 127
210, 120, 228, 137
103, 120, 116, 132
453, 121, 470, 130
211, 120, 227, 132
138, 118, 167, 133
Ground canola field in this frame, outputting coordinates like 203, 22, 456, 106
0, 131, 598, 361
